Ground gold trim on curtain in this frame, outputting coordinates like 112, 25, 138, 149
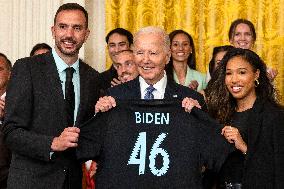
106, 0, 284, 103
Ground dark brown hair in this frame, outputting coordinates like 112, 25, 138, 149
54, 3, 88, 28
208, 45, 234, 76
30, 43, 52, 56
105, 28, 133, 45
228, 19, 256, 42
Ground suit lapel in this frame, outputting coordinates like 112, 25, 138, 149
245, 99, 264, 166
75, 61, 88, 125
164, 80, 179, 99
43, 53, 67, 127
128, 77, 141, 99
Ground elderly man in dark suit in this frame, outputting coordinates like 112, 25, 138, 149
80, 27, 225, 188
2, 3, 101, 189
95, 26, 205, 112
0, 53, 12, 189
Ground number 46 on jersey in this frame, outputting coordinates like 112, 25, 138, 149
128, 132, 170, 176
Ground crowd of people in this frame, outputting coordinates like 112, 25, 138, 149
0, 2, 283, 189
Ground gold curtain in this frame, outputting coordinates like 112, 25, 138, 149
105, 0, 284, 103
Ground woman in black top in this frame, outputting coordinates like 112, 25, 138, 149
205, 48, 284, 188
217, 109, 251, 188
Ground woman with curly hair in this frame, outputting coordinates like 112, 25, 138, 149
205, 48, 284, 188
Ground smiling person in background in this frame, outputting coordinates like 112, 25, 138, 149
229, 19, 256, 50
166, 30, 207, 91
228, 18, 278, 80
99, 28, 133, 90
111, 50, 139, 86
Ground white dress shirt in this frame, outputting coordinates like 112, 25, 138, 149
139, 71, 167, 99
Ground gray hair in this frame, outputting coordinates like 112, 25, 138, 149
133, 26, 170, 52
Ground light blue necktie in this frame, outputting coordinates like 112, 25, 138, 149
144, 85, 155, 100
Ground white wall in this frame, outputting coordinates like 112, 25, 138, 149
85, 0, 106, 72
0, 0, 105, 72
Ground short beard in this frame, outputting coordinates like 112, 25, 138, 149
55, 39, 83, 57
57, 45, 80, 56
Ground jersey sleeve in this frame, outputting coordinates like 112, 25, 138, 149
192, 108, 232, 172
76, 112, 107, 162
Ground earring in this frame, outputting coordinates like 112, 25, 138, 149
255, 79, 259, 87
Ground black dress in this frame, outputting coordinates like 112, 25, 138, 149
217, 109, 252, 188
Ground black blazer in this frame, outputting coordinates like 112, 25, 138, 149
2, 52, 101, 189
242, 99, 284, 189
99, 65, 117, 92
107, 77, 207, 110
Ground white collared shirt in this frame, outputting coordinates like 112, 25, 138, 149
139, 71, 167, 99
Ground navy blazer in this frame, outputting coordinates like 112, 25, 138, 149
2, 52, 101, 189
107, 77, 207, 110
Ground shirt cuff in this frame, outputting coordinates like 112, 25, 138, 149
49, 152, 54, 160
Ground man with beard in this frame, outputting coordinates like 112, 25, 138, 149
2, 3, 101, 189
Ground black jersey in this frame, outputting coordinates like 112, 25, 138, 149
77, 100, 230, 188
